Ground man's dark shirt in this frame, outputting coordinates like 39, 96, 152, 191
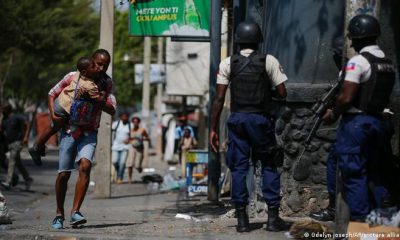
1, 114, 26, 143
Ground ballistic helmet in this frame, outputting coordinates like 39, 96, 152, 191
347, 14, 380, 39
234, 22, 263, 44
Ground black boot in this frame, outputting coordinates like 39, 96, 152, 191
266, 206, 291, 232
309, 206, 335, 221
236, 206, 250, 232
310, 196, 335, 222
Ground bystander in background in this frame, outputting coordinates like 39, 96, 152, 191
111, 112, 132, 183
180, 128, 197, 178
126, 117, 149, 184
174, 117, 194, 164
0, 103, 33, 190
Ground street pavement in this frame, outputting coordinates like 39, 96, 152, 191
0, 148, 289, 240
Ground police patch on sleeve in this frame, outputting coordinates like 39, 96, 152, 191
345, 62, 356, 71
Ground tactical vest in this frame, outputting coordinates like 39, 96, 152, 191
230, 52, 272, 113
353, 52, 395, 115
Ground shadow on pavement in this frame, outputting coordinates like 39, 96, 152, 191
160, 195, 233, 218
0, 186, 49, 195
110, 191, 171, 199
81, 222, 139, 229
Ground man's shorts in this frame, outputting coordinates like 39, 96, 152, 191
58, 130, 97, 172
54, 98, 69, 120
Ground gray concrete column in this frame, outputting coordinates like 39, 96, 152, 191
94, 0, 114, 198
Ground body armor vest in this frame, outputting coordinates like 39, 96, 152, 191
230, 52, 272, 113
353, 52, 395, 115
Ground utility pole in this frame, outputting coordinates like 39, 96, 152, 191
94, 0, 114, 198
156, 37, 164, 157
156, 38, 163, 122
142, 37, 152, 118
208, 0, 222, 202
142, 36, 151, 167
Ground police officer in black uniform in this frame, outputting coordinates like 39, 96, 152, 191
210, 21, 289, 232
322, 14, 396, 221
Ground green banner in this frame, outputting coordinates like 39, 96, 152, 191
129, 0, 210, 37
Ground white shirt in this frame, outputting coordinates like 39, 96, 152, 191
344, 45, 385, 84
217, 49, 288, 87
344, 45, 385, 113
111, 120, 133, 151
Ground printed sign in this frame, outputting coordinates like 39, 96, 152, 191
129, 0, 210, 37
185, 150, 208, 163
134, 64, 166, 84
188, 185, 208, 193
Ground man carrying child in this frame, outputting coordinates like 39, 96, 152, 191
31, 49, 116, 229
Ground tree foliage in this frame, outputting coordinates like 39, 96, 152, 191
0, 0, 99, 107
0, 0, 160, 110
112, 10, 143, 107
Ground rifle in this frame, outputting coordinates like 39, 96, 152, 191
305, 74, 344, 144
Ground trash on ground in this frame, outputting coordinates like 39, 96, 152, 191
219, 209, 236, 219
142, 174, 163, 183
146, 182, 160, 192
175, 213, 192, 220
175, 213, 211, 223
284, 231, 295, 239
143, 168, 155, 173
168, 166, 176, 171
161, 174, 185, 190
366, 207, 400, 227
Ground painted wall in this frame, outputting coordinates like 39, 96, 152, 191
261, 0, 345, 87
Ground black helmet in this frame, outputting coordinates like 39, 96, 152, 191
347, 14, 380, 39
234, 22, 263, 44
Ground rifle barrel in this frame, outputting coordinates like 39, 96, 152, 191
305, 117, 323, 144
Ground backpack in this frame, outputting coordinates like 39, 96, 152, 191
112, 120, 131, 141
69, 75, 94, 126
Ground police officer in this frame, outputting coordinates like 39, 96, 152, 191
322, 14, 395, 221
209, 21, 289, 232
310, 37, 345, 222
